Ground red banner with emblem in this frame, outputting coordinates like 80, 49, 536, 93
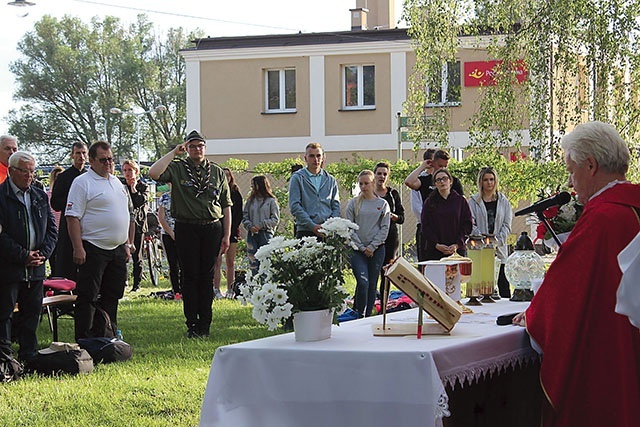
464, 60, 527, 87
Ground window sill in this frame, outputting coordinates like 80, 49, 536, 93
338, 107, 376, 112
261, 110, 297, 115
425, 102, 461, 108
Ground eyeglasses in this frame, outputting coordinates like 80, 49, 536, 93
12, 166, 36, 175
188, 144, 205, 150
434, 176, 450, 183
97, 157, 114, 164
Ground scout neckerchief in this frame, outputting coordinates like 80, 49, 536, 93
182, 158, 211, 198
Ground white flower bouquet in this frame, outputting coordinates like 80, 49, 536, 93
240, 217, 359, 330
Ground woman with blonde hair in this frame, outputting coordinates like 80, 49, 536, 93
345, 170, 390, 317
242, 175, 280, 276
468, 166, 513, 297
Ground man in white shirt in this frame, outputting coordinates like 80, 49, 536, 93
66, 141, 134, 340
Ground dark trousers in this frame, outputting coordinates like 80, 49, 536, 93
130, 231, 143, 288
498, 263, 511, 298
162, 233, 182, 294
379, 228, 399, 297
0, 280, 43, 361
49, 245, 58, 277
55, 219, 78, 281
416, 223, 427, 262
74, 241, 127, 341
175, 221, 222, 335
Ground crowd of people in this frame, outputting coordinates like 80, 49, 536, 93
1, 122, 639, 426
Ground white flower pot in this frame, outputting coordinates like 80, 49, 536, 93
292, 309, 333, 342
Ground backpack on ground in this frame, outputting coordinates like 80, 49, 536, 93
92, 306, 115, 338
26, 342, 93, 376
78, 337, 133, 364
0, 347, 22, 383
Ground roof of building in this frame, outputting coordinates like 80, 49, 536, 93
187, 28, 411, 51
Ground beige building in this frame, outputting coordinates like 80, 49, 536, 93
180, 1, 529, 166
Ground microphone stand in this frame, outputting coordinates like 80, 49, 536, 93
536, 211, 563, 249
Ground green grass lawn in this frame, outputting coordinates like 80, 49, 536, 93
1, 273, 358, 426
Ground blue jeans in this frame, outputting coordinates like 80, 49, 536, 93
350, 246, 385, 317
246, 230, 273, 275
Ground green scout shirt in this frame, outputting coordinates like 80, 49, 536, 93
156, 157, 232, 222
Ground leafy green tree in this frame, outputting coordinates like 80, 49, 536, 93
403, 0, 640, 161
8, 14, 200, 163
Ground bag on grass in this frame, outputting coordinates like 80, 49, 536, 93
92, 306, 115, 339
0, 347, 22, 382
27, 342, 93, 375
78, 337, 133, 364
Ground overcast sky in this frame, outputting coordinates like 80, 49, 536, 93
1, 0, 406, 131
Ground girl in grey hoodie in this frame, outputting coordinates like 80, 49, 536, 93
242, 175, 280, 275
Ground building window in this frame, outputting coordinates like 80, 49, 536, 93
265, 68, 296, 112
427, 61, 461, 107
343, 65, 375, 109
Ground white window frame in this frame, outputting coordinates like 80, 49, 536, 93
264, 68, 296, 113
426, 61, 461, 107
342, 64, 375, 110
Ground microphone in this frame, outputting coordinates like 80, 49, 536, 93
514, 191, 571, 217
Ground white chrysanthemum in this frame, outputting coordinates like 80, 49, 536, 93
265, 314, 281, 331
252, 305, 268, 323
272, 303, 293, 321
272, 289, 288, 303
320, 217, 359, 236
262, 283, 278, 295
250, 289, 268, 306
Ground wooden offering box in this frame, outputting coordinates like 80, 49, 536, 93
375, 257, 463, 338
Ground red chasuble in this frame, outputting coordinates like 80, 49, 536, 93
527, 183, 640, 427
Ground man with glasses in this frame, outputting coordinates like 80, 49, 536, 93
0, 135, 18, 184
149, 130, 231, 338
50, 141, 87, 281
0, 151, 57, 362
66, 141, 134, 341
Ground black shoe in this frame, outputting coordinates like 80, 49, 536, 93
131, 285, 140, 292
187, 329, 202, 339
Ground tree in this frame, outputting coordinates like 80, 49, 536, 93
8, 14, 201, 163
403, 0, 640, 166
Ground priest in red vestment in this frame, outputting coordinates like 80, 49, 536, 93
523, 121, 640, 427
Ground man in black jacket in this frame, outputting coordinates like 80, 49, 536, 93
0, 151, 57, 361
50, 142, 87, 281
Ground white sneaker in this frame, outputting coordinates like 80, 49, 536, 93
214, 289, 224, 299
225, 289, 234, 299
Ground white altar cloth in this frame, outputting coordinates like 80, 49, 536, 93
199, 300, 534, 427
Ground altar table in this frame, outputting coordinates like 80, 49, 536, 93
199, 300, 537, 427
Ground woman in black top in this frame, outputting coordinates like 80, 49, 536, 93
214, 168, 243, 298
373, 162, 405, 298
